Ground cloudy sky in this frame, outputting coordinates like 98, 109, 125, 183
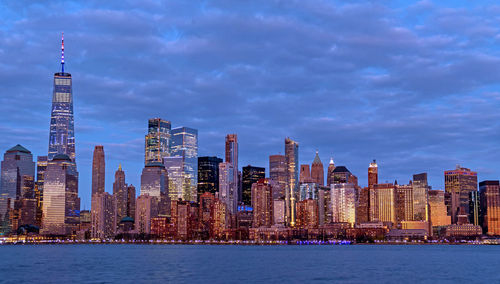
2, 0, 500, 209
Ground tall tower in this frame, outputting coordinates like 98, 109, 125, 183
326, 158, 335, 187
91, 146, 105, 196
444, 165, 478, 224
285, 137, 298, 227
311, 151, 324, 186
145, 118, 171, 165
170, 127, 198, 201
225, 134, 239, 203
269, 155, 287, 200
368, 160, 378, 188
48, 33, 76, 162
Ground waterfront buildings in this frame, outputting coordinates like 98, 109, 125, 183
140, 163, 168, 198
145, 118, 171, 165
373, 183, 396, 225
269, 154, 286, 200
197, 156, 222, 198
251, 179, 274, 228
395, 183, 414, 224
219, 162, 237, 214
113, 165, 135, 224
368, 160, 378, 188
444, 165, 478, 224
330, 183, 356, 226
242, 165, 265, 206
41, 154, 80, 235
91, 146, 105, 196
296, 199, 319, 229
163, 156, 184, 201
479, 180, 500, 235
412, 173, 429, 221
225, 134, 239, 202
429, 190, 451, 227
91, 192, 116, 239
170, 127, 198, 202
135, 194, 158, 235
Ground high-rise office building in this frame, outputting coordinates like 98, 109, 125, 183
444, 165, 478, 224
163, 156, 184, 201
311, 151, 324, 186
127, 185, 136, 220
479, 181, 500, 235
373, 183, 396, 225
469, 190, 480, 226
251, 179, 274, 228
35, 156, 48, 227
326, 158, 335, 187
113, 165, 135, 225
331, 166, 357, 185
135, 194, 159, 234
140, 162, 168, 198
428, 190, 451, 227
300, 164, 311, 183
0, 145, 35, 233
41, 154, 80, 235
296, 199, 319, 229
413, 173, 429, 221
285, 137, 299, 227
145, 118, 171, 165
242, 165, 265, 206
395, 184, 413, 224
48, 34, 76, 163
225, 134, 239, 202
91, 192, 116, 239
91, 146, 105, 196
357, 187, 370, 224
219, 162, 237, 214
170, 127, 198, 202
368, 160, 378, 188
330, 183, 356, 226
197, 156, 222, 198
269, 155, 286, 200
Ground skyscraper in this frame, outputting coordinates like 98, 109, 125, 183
269, 155, 287, 199
330, 183, 356, 226
197, 156, 222, 198
242, 165, 265, 206
300, 164, 311, 183
428, 190, 451, 227
163, 156, 184, 201
113, 165, 135, 225
35, 156, 48, 227
285, 137, 299, 227
251, 179, 274, 228
311, 151, 324, 186
395, 183, 413, 224
170, 127, 198, 201
368, 160, 378, 188
373, 183, 396, 225
91, 146, 105, 196
48, 34, 76, 162
145, 118, 171, 165
326, 158, 335, 187
444, 165, 478, 224
479, 181, 500, 235
0, 145, 35, 233
140, 162, 168, 198
219, 162, 237, 214
225, 134, 239, 202
91, 192, 116, 239
413, 173, 429, 221
41, 154, 80, 235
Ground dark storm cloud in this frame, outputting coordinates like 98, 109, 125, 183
1, 0, 500, 207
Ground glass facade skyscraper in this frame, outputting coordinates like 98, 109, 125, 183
145, 118, 171, 165
170, 127, 198, 202
197, 156, 222, 198
242, 165, 265, 206
285, 137, 298, 226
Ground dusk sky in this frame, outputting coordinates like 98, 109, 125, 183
2, 0, 500, 209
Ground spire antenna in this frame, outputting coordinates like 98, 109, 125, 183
61, 32, 65, 73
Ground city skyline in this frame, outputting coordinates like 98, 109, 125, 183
3, 1, 500, 210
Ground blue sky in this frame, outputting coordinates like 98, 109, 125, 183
1, 0, 500, 209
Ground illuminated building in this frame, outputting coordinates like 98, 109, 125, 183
251, 179, 273, 227
41, 154, 80, 235
326, 158, 335, 187
285, 137, 299, 227
219, 162, 237, 214
113, 165, 135, 226
311, 151, 324, 186
395, 183, 413, 224
469, 191, 480, 226
140, 162, 168, 198
199, 192, 215, 234
197, 156, 222, 198
163, 156, 184, 201
300, 164, 311, 183
144, 118, 171, 165
296, 199, 319, 229
412, 173, 429, 221
170, 200, 198, 240
242, 165, 265, 206
273, 199, 285, 225
170, 127, 198, 201
428, 190, 451, 227
91, 146, 105, 196
479, 180, 500, 235
135, 194, 158, 235
127, 185, 136, 220
330, 183, 356, 226
331, 166, 357, 185
225, 134, 239, 202
35, 156, 48, 227
299, 183, 319, 201
444, 165, 478, 224
373, 183, 396, 225
318, 187, 330, 225
0, 145, 35, 233
48, 34, 76, 163
91, 192, 116, 239
211, 198, 228, 239
356, 187, 370, 224
368, 160, 378, 188
269, 154, 286, 199
151, 217, 169, 239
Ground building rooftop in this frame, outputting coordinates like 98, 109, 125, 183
6, 144, 31, 154
312, 151, 322, 165
332, 166, 350, 173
